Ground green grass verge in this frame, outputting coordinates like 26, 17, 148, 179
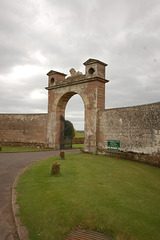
0, 145, 83, 152
1, 146, 51, 152
17, 153, 160, 240
72, 144, 84, 149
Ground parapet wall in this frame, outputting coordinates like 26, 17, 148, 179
0, 114, 48, 148
97, 102, 160, 166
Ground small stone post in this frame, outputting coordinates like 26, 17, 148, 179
60, 151, 65, 159
51, 162, 60, 175
80, 148, 83, 153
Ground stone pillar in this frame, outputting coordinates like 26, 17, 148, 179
83, 59, 108, 153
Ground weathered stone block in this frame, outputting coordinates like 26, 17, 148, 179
60, 151, 65, 159
51, 162, 60, 175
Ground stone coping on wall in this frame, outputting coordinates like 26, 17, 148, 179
98, 101, 160, 112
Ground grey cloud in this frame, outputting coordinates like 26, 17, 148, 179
0, 73, 48, 113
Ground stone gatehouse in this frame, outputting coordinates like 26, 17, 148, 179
0, 58, 160, 165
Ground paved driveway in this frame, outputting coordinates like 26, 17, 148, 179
0, 149, 79, 240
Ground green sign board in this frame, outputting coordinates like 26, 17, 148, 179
107, 140, 120, 148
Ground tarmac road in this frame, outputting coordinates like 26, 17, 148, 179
0, 149, 79, 240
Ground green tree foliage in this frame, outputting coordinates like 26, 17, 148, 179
64, 120, 75, 139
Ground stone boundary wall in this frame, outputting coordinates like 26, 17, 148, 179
72, 137, 84, 144
97, 102, 160, 166
0, 114, 48, 148
0, 102, 160, 166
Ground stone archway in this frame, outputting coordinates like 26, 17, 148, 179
46, 59, 109, 153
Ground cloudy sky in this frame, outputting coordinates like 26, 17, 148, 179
0, 0, 159, 130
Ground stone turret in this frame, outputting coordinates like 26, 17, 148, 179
83, 58, 108, 79
47, 70, 67, 87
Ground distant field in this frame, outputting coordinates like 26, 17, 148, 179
75, 132, 84, 138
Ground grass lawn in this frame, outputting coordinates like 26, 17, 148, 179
17, 153, 160, 240
72, 143, 84, 149
0, 146, 51, 152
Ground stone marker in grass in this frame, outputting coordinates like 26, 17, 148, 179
51, 162, 60, 175
60, 151, 65, 159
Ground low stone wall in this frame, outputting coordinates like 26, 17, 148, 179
72, 137, 84, 144
97, 149, 160, 167
1, 141, 49, 149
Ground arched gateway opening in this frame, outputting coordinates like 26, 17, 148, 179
46, 59, 109, 153
58, 92, 84, 149
65, 94, 84, 131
